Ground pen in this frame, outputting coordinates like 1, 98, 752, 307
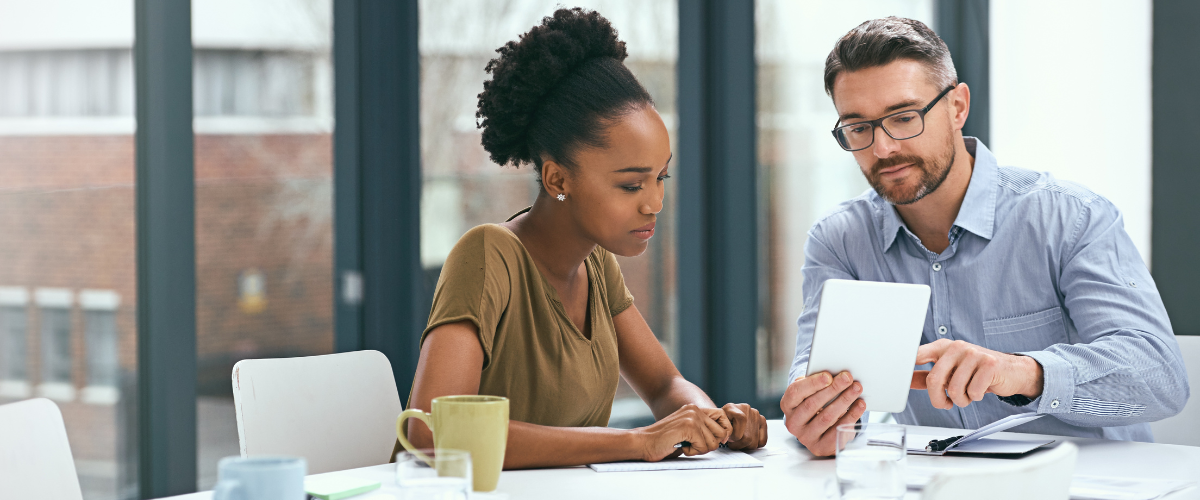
926, 435, 963, 452
673, 441, 728, 449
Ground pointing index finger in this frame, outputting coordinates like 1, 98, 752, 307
914, 340, 951, 365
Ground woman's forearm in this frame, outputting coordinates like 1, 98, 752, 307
644, 376, 717, 420
503, 420, 644, 469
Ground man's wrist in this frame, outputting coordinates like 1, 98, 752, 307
1017, 354, 1044, 398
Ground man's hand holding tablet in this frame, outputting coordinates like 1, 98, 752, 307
781, 371, 867, 456
781, 279, 930, 456
911, 339, 1045, 409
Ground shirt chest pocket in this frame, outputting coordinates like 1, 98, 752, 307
982, 306, 1068, 354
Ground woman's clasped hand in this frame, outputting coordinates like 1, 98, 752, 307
638, 403, 768, 461
720, 402, 769, 450
638, 404, 729, 461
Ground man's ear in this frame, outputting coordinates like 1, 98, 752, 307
541, 158, 569, 197
950, 82, 971, 132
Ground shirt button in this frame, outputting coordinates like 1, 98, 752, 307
1051, 399, 1060, 409
938, 325, 948, 336
1129, 281, 1137, 288
932, 262, 942, 272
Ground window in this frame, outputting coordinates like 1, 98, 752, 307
35, 288, 74, 400
194, 50, 322, 117
81, 290, 120, 404
419, 0, 679, 428
0, 287, 30, 398
755, 0, 934, 396
0, 49, 134, 117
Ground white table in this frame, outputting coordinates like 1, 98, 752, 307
164, 420, 1200, 499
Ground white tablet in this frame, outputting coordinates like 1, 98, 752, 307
805, 279, 931, 413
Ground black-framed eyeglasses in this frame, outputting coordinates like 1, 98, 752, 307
831, 85, 955, 152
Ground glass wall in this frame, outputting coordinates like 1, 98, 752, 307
418, 0, 678, 427
0, 1, 138, 498
755, 0, 934, 396
990, 0, 1152, 264
191, 0, 334, 489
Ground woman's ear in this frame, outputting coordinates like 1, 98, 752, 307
541, 158, 570, 197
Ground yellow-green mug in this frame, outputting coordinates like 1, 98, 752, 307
396, 395, 509, 492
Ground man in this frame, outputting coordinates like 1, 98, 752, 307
781, 17, 1189, 456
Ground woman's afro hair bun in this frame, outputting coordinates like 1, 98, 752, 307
476, 7, 630, 168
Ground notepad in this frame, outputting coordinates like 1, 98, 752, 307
588, 448, 764, 472
906, 413, 1055, 456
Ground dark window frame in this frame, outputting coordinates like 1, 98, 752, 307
135, 0, 198, 497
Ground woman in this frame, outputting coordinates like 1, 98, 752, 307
403, 7, 768, 469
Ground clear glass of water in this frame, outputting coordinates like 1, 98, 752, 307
395, 449, 472, 500
836, 423, 907, 500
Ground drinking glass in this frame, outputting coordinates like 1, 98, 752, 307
836, 423, 907, 500
395, 449, 472, 500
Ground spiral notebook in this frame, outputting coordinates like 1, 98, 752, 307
588, 448, 764, 472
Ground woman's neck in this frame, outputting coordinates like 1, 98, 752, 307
503, 195, 597, 283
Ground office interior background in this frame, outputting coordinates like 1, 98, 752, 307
0, 0, 1196, 498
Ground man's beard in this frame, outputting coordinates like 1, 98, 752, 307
866, 144, 956, 205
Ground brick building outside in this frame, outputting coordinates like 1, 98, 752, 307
0, 131, 337, 498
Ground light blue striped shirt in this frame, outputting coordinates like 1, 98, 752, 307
788, 138, 1189, 441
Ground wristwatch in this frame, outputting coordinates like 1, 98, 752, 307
998, 394, 1034, 407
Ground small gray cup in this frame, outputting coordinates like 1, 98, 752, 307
213, 456, 306, 500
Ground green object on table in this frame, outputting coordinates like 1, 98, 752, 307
304, 476, 382, 500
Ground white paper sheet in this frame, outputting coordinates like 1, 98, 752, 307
588, 448, 763, 473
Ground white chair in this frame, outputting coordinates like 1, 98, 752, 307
921, 442, 1077, 500
232, 350, 405, 474
1150, 335, 1200, 446
0, 398, 83, 500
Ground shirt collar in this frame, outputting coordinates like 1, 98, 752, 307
878, 200, 906, 253
952, 137, 997, 242
876, 137, 998, 252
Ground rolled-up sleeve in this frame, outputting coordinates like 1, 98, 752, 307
789, 230, 857, 384
1023, 199, 1189, 426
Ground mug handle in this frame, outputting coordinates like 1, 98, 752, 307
212, 479, 240, 500
396, 409, 435, 467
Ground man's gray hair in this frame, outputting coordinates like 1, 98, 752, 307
824, 17, 957, 98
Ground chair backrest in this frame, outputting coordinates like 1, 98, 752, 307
232, 350, 405, 474
1150, 335, 1200, 446
0, 398, 83, 500
921, 442, 1077, 500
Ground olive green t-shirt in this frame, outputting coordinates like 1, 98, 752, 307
419, 222, 635, 427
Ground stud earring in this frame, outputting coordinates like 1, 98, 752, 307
556, 193, 566, 201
